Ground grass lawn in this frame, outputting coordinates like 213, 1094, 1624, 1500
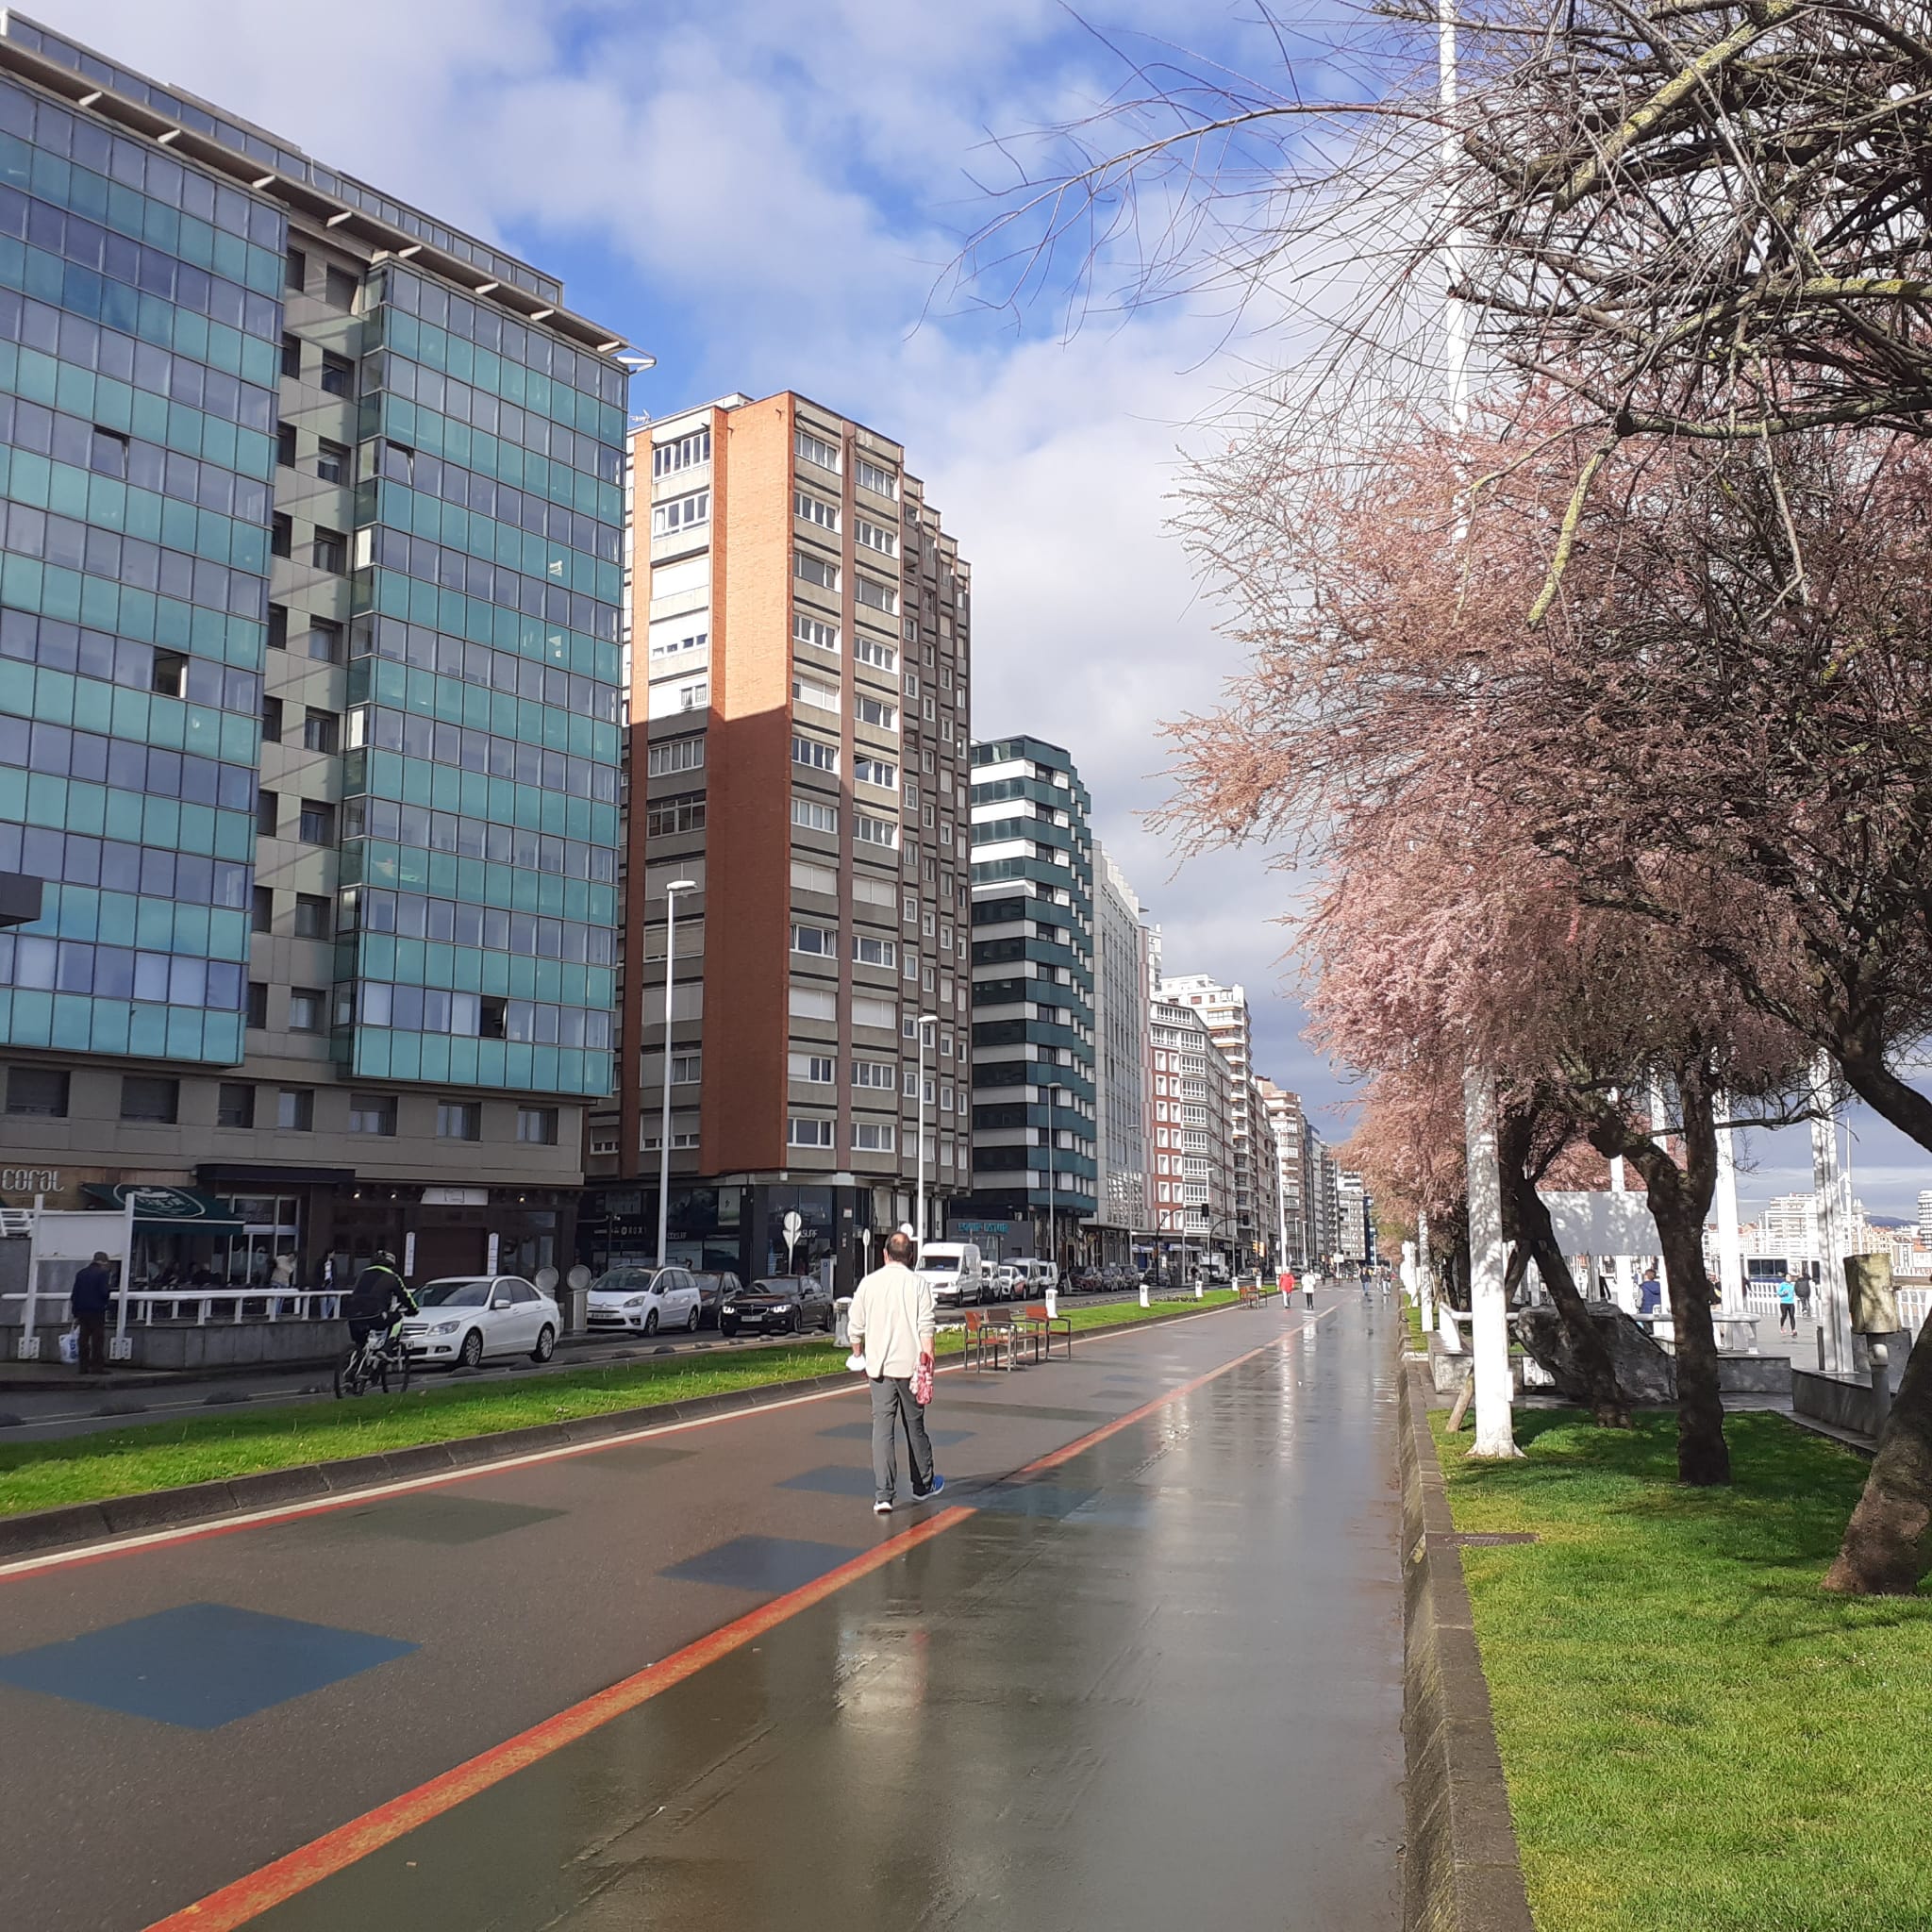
1406, 1297, 1425, 1351
0, 1291, 1238, 1519
1433, 1408, 1932, 1932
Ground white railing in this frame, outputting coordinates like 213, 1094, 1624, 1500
3, 1287, 342, 1328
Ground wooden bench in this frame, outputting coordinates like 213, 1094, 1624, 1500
1238, 1281, 1274, 1309
1016, 1300, 1073, 1361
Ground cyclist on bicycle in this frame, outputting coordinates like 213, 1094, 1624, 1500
344, 1250, 417, 1365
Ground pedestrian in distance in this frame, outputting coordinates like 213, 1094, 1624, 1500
1776, 1275, 1797, 1335
848, 1229, 942, 1515
1638, 1269, 1663, 1317
1795, 1273, 1814, 1319
70, 1250, 113, 1374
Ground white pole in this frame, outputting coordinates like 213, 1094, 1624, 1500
656, 880, 696, 1268
112, 1192, 136, 1357
21, 1190, 43, 1357
916, 1013, 937, 1248
1463, 1064, 1519, 1457
1044, 1079, 1054, 1277
1437, 0, 1469, 428
1809, 1053, 1852, 1374
1713, 1093, 1743, 1316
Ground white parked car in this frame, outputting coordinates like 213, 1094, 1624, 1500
989, 1261, 1022, 1301
404, 1275, 560, 1371
586, 1265, 703, 1337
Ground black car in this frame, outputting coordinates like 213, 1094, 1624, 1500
721, 1274, 836, 1338
689, 1271, 741, 1329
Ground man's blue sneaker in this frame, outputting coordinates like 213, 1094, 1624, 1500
914, 1474, 945, 1501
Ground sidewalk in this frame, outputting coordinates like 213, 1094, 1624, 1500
0, 1294, 1405, 1931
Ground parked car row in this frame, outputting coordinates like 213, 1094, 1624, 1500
392, 1248, 1162, 1376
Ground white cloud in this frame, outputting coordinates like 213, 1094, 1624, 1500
47, 0, 1343, 1111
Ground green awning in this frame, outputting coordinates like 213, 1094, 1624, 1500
81, 1184, 245, 1235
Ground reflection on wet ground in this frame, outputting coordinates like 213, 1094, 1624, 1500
250, 1302, 1403, 1932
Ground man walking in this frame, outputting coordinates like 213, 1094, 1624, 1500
71, 1250, 113, 1375
848, 1230, 942, 1515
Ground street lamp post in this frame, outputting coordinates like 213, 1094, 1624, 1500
655, 879, 698, 1268
1042, 1079, 1056, 1277
915, 1011, 940, 1250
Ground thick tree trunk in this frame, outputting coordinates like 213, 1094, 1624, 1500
1590, 1066, 1730, 1485
1498, 1110, 1629, 1425
1824, 1308, 1932, 1593
1648, 1186, 1732, 1486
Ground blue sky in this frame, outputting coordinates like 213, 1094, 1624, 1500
42, 0, 1932, 1218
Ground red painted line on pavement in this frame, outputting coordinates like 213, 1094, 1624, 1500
142, 1309, 1316, 1929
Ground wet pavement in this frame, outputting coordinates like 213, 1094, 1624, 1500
0, 1292, 1404, 1931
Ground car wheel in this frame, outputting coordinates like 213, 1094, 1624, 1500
530, 1324, 556, 1364
458, 1328, 484, 1371
643, 1308, 659, 1337
686, 1305, 700, 1333
722, 1320, 739, 1338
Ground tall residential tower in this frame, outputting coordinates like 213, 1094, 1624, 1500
581, 392, 974, 1288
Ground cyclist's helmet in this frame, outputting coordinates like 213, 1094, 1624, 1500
375, 1249, 398, 1268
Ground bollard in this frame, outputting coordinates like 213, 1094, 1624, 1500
1140, 1284, 1151, 1309
834, 1297, 853, 1348
1195, 1282, 1203, 1301
1044, 1286, 1058, 1321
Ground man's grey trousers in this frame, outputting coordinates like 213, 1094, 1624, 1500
870, 1374, 935, 1503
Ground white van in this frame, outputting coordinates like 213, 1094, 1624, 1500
1019, 1257, 1058, 1297
917, 1241, 984, 1307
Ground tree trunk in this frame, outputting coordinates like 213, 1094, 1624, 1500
1633, 1070, 1730, 1486
1811, 1036, 1932, 1589
1588, 1068, 1729, 1484
1824, 1307, 1932, 1592
1500, 1148, 1631, 1426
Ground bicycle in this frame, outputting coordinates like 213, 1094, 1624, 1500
333, 1318, 413, 1399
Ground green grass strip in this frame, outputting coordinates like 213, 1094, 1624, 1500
1432, 1407, 1932, 1932
0, 1291, 1239, 1519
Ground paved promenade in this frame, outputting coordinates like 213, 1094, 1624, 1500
0, 1292, 1404, 1931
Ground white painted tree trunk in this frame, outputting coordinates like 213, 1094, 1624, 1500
1417, 1209, 1436, 1336
1463, 1064, 1519, 1457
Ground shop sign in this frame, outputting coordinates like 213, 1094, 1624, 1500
1, 1165, 60, 1193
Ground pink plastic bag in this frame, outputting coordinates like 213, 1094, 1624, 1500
913, 1354, 934, 1407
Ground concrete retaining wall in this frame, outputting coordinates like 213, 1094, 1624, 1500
0, 1320, 341, 1372
1399, 1359, 1535, 1932
1792, 1368, 1884, 1440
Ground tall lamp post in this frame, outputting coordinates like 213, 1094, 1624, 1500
915, 1011, 940, 1249
655, 878, 698, 1268
1042, 1079, 1058, 1276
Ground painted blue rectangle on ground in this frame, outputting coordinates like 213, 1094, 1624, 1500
0, 1602, 417, 1730
660, 1535, 860, 1594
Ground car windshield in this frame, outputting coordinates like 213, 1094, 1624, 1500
591, 1270, 658, 1296
750, 1279, 799, 1294
918, 1255, 960, 1272
417, 1280, 490, 1307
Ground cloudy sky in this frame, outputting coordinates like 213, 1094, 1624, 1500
44, 0, 1932, 1218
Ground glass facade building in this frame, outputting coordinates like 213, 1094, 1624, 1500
338, 263, 625, 1098
0, 15, 632, 1294
0, 70, 281, 1067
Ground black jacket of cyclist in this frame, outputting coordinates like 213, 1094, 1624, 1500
344, 1252, 418, 1348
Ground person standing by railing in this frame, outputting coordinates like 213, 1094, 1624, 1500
70, 1251, 113, 1375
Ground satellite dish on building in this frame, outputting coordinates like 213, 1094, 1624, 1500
567, 1264, 592, 1291
535, 1267, 559, 1293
